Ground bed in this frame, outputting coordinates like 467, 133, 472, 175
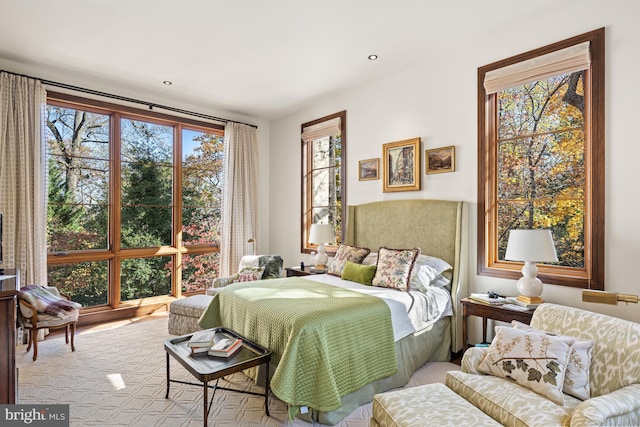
199, 199, 467, 424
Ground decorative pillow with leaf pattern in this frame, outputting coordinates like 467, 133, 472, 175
511, 320, 594, 400
371, 246, 420, 291
327, 244, 370, 276
478, 326, 575, 405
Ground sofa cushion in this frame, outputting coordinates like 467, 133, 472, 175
372, 382, 502, 427
446, 370, 581, 427
478, 326, 574, 405
512, 320, 594, 400
531, 303, 640, 398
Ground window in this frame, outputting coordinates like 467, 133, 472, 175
301, 111, 346, 254
478, 28, 605, 289
46, 93, 224, 317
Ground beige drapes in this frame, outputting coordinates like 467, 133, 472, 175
0, 72, 47, 286
219, 122, 258, 276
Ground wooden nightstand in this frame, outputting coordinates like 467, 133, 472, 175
461, 298, 535, 350
285, 266, 326, 277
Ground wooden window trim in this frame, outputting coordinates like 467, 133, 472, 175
477, 28, 605, 290
46, 93, 223, 324
300, 111, 346, 255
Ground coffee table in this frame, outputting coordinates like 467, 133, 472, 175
164, 327, 271, 426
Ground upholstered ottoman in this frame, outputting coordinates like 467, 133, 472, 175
168, 294, 213, 335
370, 382, 501, 427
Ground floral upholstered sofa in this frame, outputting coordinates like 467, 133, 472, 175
445, 303, 640, 426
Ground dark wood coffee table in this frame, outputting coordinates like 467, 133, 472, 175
164, 327, 271, 427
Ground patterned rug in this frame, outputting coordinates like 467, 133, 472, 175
16, 312, 460, 426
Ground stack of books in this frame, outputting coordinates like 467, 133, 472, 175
208, 337, 243, 358
468, 293, 507, 305
506, 296, 542, 309
187, 329, 217, 355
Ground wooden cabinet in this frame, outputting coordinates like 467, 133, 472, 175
0, 269, 19, 404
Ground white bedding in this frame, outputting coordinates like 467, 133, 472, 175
302, 274, 453, 341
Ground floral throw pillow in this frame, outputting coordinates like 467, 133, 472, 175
479, 326, 574, 405
511, 320, 594, 400
327, 244, 370, 277
371, 247, 420, 291
234, 267, 265, 283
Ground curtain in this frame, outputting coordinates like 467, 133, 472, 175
0, 72, 47, 286
220, 122, 258, 276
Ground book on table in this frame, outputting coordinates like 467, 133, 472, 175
187, 329, 216, 348
468, 293, 507, 305
208, 337, 243, 357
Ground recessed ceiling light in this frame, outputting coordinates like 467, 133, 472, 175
368, 54, 378, 61
163, 80, 173, 86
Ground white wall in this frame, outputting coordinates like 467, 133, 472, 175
269, 1, 640, 331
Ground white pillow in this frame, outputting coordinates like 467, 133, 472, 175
479, 326, 574, 405
410, 254, 453, 291
511, 321, 594, 400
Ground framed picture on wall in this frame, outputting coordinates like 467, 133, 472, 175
358, 158, 379, 180
383, 137, 420, 192
425, 146, 455, 174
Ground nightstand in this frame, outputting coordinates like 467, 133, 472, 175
461, 298, 535, 350
285, 266, 326, 277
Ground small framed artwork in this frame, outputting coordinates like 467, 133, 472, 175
358, 158, 379, 180
383, 137, 420, 192
426, 146, 455, 174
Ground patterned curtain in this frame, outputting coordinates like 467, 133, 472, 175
220, 122, 258, 276
0, 72, 47, 286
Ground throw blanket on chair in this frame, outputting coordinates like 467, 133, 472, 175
18, 285, 81, 318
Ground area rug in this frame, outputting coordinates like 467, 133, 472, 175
16, 313, 460, 426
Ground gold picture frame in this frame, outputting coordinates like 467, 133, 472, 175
426, 145, 455, 174
383, 137, 420, 192
358, 158, 379, 180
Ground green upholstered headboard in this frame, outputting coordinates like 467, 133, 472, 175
346, 199, 468, 353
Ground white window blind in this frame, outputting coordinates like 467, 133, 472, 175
301, 117, 341, 142
484, 41, 591, 94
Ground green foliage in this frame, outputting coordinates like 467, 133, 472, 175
46, 105, 224, 307
497, 71, 586, 268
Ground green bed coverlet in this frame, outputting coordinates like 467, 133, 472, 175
198, 277, 397, 414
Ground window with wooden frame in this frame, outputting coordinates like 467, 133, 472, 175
46, 92, 223, 323
301, 111, 346, 255
477, 28, 605, 290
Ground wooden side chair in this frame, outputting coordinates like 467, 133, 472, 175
17, 285, 81, 361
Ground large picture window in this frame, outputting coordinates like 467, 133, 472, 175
46, 93, 224, 319
301, 111, 346, 254
478, 28, 605, 289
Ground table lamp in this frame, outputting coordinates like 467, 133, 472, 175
504, 229, 558, 304
309, 223, 335, 270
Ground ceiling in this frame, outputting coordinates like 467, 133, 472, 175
0, 0, 559, 121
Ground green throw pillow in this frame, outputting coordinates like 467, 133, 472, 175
341, 261, 376, 285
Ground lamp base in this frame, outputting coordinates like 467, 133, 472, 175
517, 295, 544, 304
314, 264, 327, 270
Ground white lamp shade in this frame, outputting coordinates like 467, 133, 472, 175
505, 229, 558, 262
309, 223, 335, 245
